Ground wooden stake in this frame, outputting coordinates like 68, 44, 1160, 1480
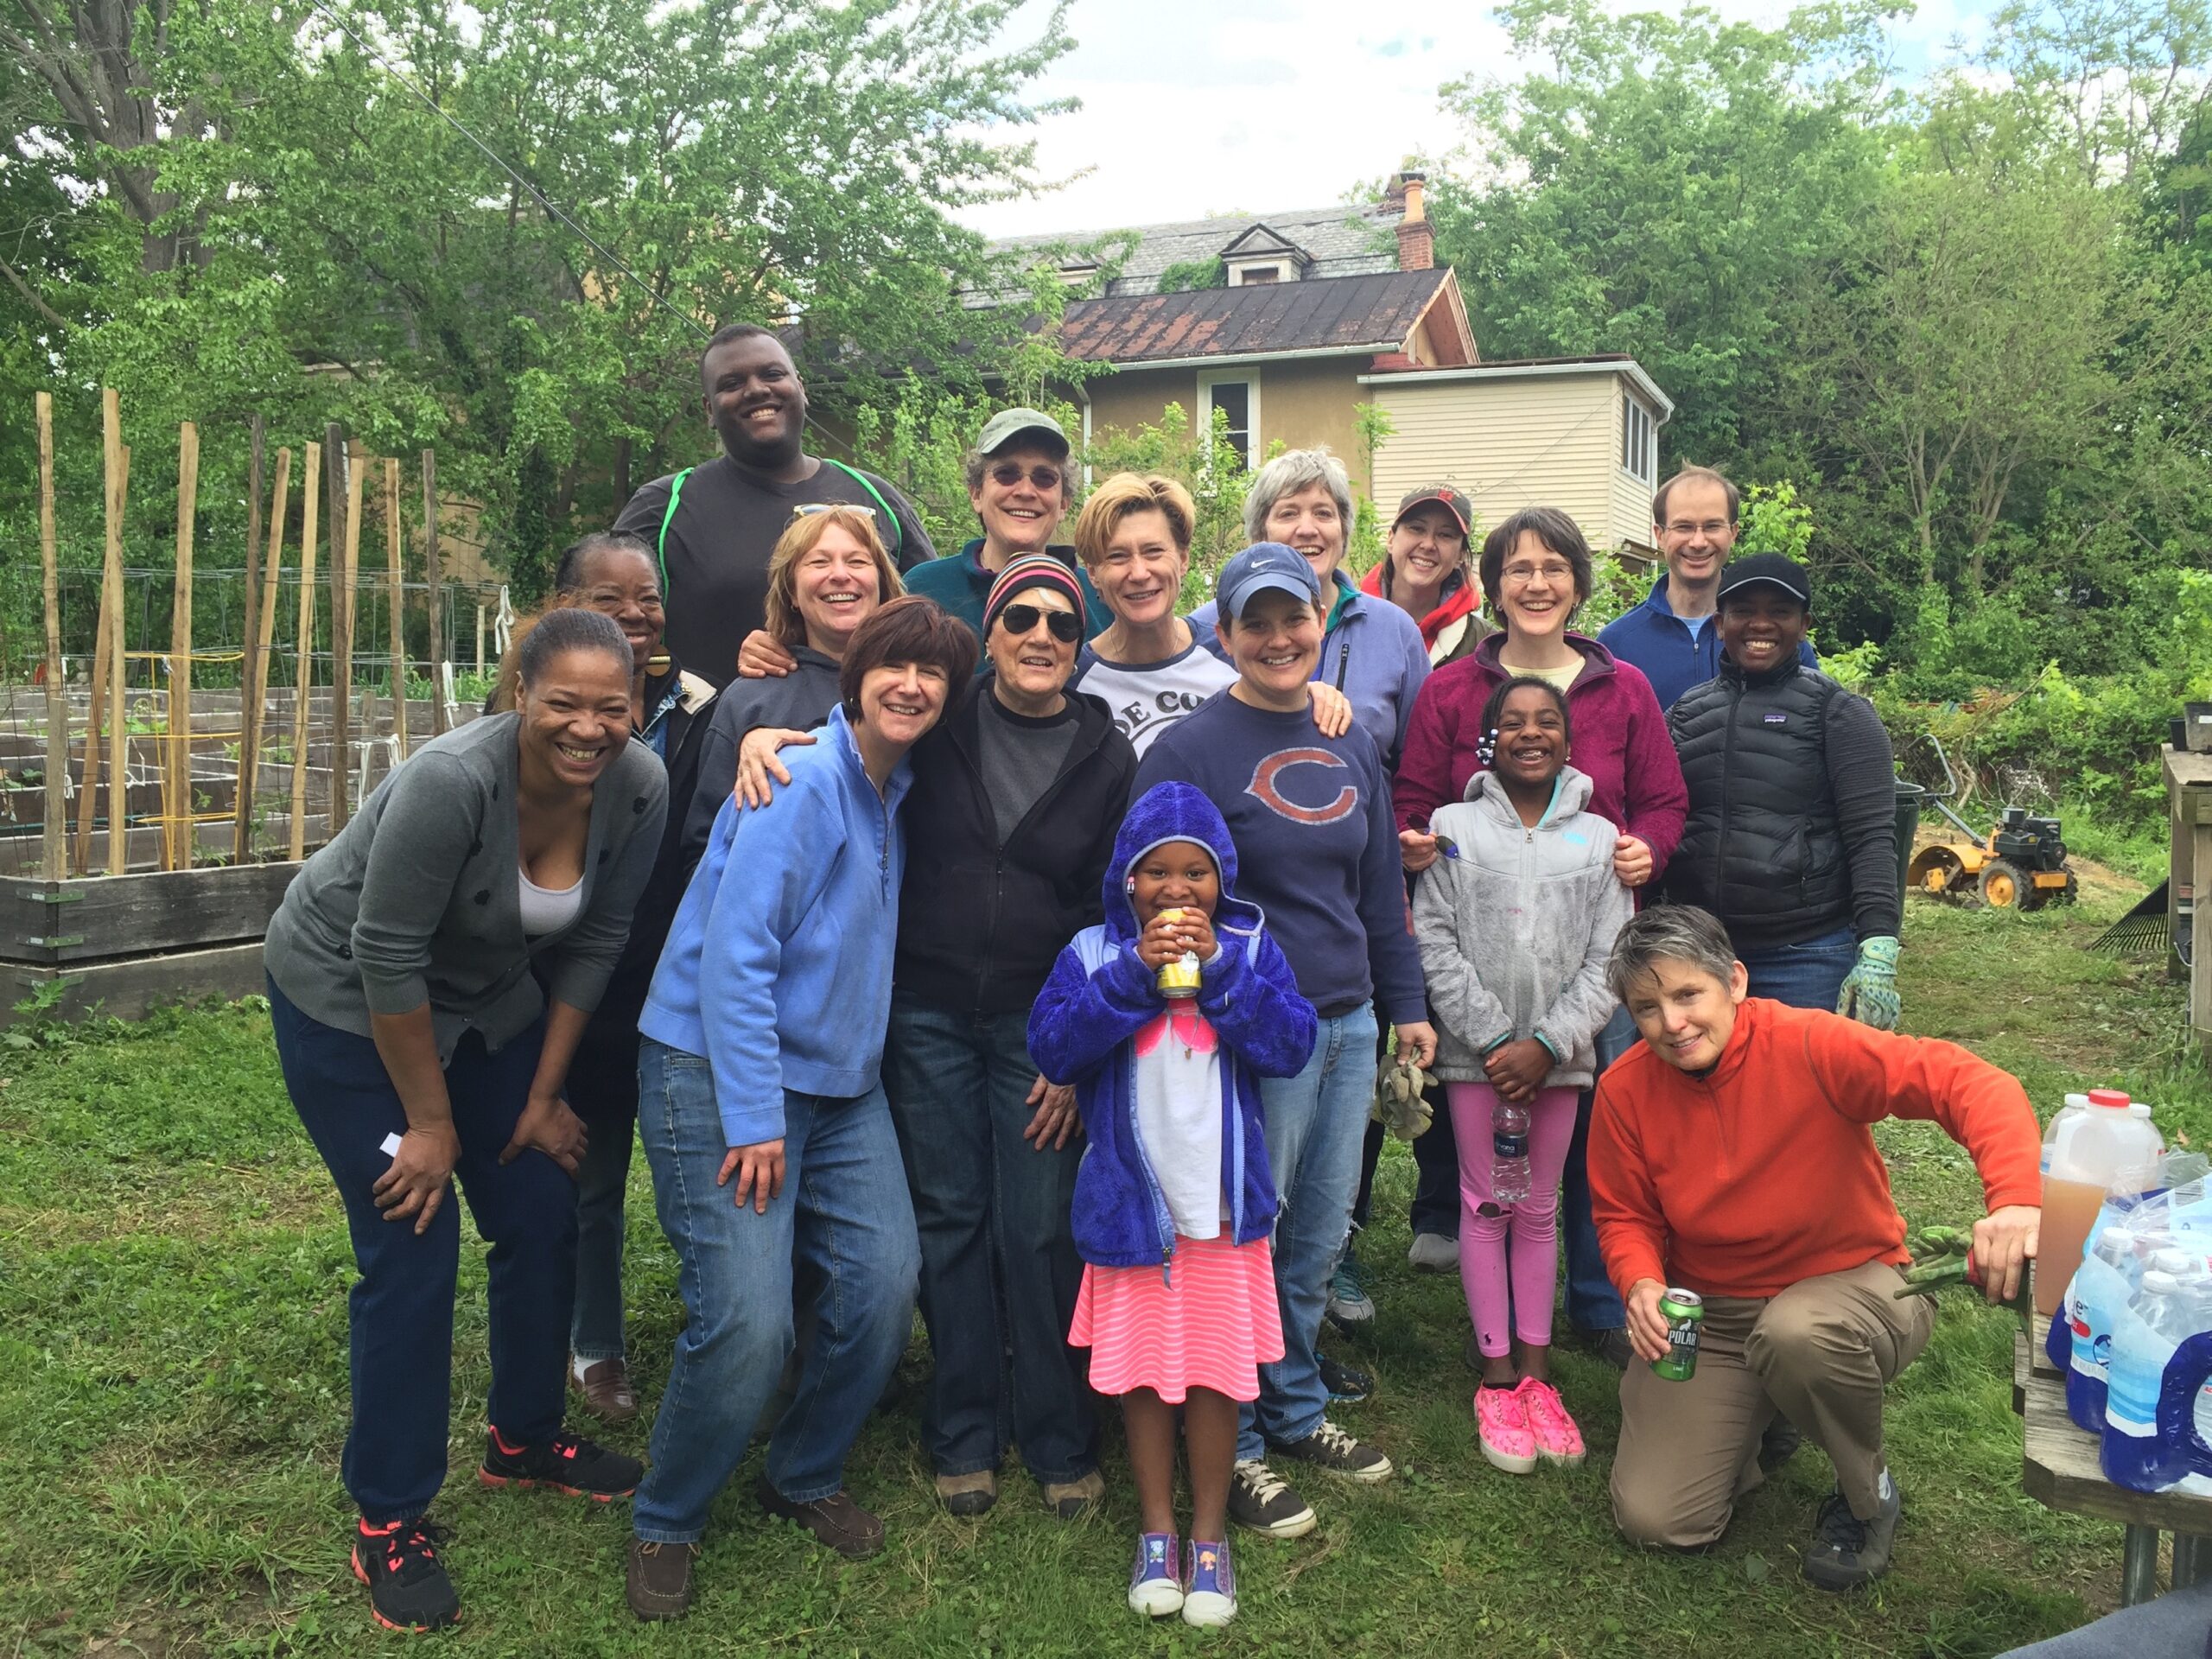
324, 427, 356, 832
475, 603, 486, 675
77, 398, 124, 874
164, 421, 199, 872
290, 442, 322, 861
385, 456, 410, 759
35, 391, 65, 883
241, 445, 289, 863
232, 418, 265, 862
337, 441, 364, 825
422, 449, 447, 735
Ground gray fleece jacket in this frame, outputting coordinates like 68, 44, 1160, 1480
1412, 765, 1632, 1088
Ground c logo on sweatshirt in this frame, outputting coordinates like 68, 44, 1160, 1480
1246, 747, 1359, 825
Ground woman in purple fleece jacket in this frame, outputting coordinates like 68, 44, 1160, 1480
1029, 780, 1316, 1628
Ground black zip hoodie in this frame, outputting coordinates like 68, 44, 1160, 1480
893, 673, 1137, 1015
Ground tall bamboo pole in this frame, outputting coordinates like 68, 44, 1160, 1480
289, 442, 322, 860
240, 446, 289, 862
385, 457, 410, 759
35, 392, 65, 882
164, 422, 199, 871
77, 398, 124, 874
422, 449, 447, 735
232, 418, 265, 862
325, 427, 355, 832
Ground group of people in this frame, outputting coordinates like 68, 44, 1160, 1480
263, 321, 2044, 1636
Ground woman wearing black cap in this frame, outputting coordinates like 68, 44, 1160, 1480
1662, 553, 1902, 1026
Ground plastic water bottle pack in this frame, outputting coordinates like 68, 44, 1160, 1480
2092, 1155, 2212, 1492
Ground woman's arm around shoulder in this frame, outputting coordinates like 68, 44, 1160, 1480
1616, 663, 1688, 875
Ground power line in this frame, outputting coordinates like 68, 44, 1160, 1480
302, 0, 713, 341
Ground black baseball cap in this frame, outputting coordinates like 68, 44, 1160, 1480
1715, 553, 1811, 607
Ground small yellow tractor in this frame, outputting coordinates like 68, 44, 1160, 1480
1905, 739, 2077, 912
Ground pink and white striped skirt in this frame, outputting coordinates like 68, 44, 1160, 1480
1069, 1234, 1284, 1403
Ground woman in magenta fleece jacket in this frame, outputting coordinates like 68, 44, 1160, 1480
1393, 510, 1687, 886
1390, 505, 1687, 1355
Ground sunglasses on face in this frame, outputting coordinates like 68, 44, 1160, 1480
997, 602, 1083, 643
790, 502, 882, 523
990, 463, 1065, 492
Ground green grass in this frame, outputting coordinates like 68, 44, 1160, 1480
2, 874, 2201, 1656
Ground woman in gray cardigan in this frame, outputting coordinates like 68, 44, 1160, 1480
264, 607, 668, 1635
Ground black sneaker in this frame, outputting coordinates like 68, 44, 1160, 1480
1575, 1326, 1636, 1370
1227, 1459, 1316, 1539
1319, 1351, 1373, 1405
1802, 1477, 1902, 1591
1273, 1420, 1393, 1483
479, 1427, 642, 1501
1760, 1414, 1804, 1472
351, 1518, 459, 1632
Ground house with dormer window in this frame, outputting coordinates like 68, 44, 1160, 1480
998, 174, 1674, 560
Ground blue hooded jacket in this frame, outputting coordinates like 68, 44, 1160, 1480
1028, 781, 1318, 1272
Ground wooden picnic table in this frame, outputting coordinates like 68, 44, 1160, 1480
2018, 1308, 2212, 1605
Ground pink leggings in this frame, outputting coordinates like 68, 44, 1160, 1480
1446, 1082, 1580, 1358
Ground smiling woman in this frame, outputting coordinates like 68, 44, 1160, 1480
260, 605, 670, 1634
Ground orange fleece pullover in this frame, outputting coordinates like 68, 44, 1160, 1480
1589, 997, 2042, 1302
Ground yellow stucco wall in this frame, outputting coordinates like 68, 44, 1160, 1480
1370, 372, 1654, 552
1079, 359, 1374, 476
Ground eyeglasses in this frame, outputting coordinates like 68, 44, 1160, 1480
1500, 561, 1575, 586
790, 503, 882, 523
996, 602, 1083, 643
990, 463, 1065, 492
1663, 519, 1731, 538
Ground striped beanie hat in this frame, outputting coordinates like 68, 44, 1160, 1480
982, 553, 1087, 637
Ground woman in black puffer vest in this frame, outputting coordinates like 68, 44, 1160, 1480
1662, 555, 1902, 1027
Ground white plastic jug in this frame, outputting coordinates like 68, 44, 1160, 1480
2040, 1090, 2164, 1316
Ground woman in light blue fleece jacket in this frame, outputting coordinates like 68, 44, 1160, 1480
624, 596, 976, 1621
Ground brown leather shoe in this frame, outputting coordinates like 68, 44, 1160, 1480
1042, 1470, 1105, 1519
935, 1469, 997, 1516
626, 1537, 698, 1621
753, 1477, 885, 1559
572, 1357, 639, 1423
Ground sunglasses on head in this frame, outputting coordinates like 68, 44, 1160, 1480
997, 602, 1083, 643
990, 462, 1065, 492
790, 502, 881, 523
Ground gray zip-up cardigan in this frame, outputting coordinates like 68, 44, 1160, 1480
264, 713, 669, 1061
1411, 765, 1633, 1089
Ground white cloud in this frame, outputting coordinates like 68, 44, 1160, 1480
960, 0, 1994, 239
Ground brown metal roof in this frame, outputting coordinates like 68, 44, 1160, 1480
1056, 270, 1451, 365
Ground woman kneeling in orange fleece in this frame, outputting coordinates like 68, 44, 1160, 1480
1588, 905, 2040, 1592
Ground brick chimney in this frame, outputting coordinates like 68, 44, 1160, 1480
1393, 170, 1433, 271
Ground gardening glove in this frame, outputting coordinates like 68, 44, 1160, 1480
1371, 1056, 1433, 1142
1836, 935, 1902, 1031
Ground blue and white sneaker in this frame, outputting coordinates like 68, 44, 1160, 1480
1127, 1531, 1183, 1618
1182, 1537, 1236, 1627
1325, 1254, 1375, 1326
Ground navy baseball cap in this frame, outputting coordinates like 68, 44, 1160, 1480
1716, 552, 1811, 607
1217, 542, 1322, 620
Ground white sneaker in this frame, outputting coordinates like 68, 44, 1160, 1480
1407, 1232, 1460, 1273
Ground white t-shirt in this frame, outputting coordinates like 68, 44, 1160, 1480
1132, 1002, 1226, 1239
1073, 637, 1236, 758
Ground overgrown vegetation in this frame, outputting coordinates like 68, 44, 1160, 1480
1, 889, 2189, 1656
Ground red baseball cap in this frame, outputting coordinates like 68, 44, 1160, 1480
1394, 484, 1473, 536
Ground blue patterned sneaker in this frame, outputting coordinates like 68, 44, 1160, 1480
1182, 1537, 1236, 1627
1127, 1531, 1183, 1617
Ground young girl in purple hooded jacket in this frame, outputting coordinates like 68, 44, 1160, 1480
1030, 780, 1317, 1630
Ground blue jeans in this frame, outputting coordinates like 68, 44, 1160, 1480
1738, 924, 1858, 1012
882, 996, 1094, 1484
1243, 1001, 1380, 1463
267, 976, 574, 1524
631, 1039, 919, 1542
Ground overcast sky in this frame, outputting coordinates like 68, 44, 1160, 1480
957, 0, 1989, 240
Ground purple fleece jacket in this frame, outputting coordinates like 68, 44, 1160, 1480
1392, 630, 1688, 880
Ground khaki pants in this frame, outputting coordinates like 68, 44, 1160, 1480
1611, 1259, 1935, 1548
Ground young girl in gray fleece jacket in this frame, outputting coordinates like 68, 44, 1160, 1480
1411, 676, 1632, 1476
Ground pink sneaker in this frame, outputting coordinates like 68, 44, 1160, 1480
1475, 1385, 1535, 1475
1516, 1376, 1586, 1466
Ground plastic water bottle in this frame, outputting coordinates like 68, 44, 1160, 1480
2067, 1221, 2140, 1432
1491, 1099, 1531, 1202
2101, 1269, 2212, 1491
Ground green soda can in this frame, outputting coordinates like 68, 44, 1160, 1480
1653, 1288, 1704, 1382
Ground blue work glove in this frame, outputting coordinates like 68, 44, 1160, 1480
1836, 935, 1902, 1031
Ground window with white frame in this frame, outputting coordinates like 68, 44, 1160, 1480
1198, 374, 1257, 471
1621, 395, 1656, 483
